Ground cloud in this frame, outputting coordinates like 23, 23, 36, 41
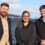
9, 3, 20, 10
0, 0, 39, 13
0, 0, 8, 2
0, 0, 40, 19
9, 4, 40, 19
0, 0, 19, 3
9, 4, 40, 17
9, 4, 39, 13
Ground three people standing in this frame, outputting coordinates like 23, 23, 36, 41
0, 2, 45, 45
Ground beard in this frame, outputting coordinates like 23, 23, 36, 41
41, 15, 45, 18
0, 11, 8, 17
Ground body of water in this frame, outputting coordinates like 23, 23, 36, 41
11, 17, 37, 45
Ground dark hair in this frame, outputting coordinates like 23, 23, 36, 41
22, 11, 30, 17
1, 3, 9, 8
40, 5, 45, 10
22, 11, 30, 23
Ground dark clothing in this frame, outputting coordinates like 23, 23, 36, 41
36, 19, 45, 40
35, 18, 45, 45
15, 21, 37, 45
0, 17, 12, 45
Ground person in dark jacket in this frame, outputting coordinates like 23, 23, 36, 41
15, 11, 38, 45
35, 5, 45, 45
0, 3, 12, 45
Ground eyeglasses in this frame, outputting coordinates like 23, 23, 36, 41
23, 16, 29, 17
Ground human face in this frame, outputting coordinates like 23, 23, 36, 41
22, 13, 30, 22
40, 8, 45, 17
0, 6, 9, 17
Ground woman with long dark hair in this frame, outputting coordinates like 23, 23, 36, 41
15, 11, 37, 45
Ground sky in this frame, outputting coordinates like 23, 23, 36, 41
0, 0, 45, 19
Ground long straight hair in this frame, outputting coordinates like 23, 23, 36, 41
21, 11, 30, 27
22, 11, 30, 22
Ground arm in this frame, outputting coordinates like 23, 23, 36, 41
28, 23, 37, 45
15, 22, 21, 45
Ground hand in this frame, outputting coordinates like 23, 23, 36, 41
41, 40, 45, 45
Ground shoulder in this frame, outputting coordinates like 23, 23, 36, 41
35, 19, 42, 25
30, 21, 35, 25
16, 20, 22, 27
7, 17, 11, 23
17, 20, 22, 25
36, 18, 42, 22
29, 21, 36, 27
29, 22, 36, 32
7, 17, 11, 20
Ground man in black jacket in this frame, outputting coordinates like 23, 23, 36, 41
36, 5, 45, 45
0, 3, 12, 45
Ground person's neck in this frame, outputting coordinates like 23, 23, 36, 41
0, 15, 7, 18
24, 21, 29, 26
43, 17, 45, 20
